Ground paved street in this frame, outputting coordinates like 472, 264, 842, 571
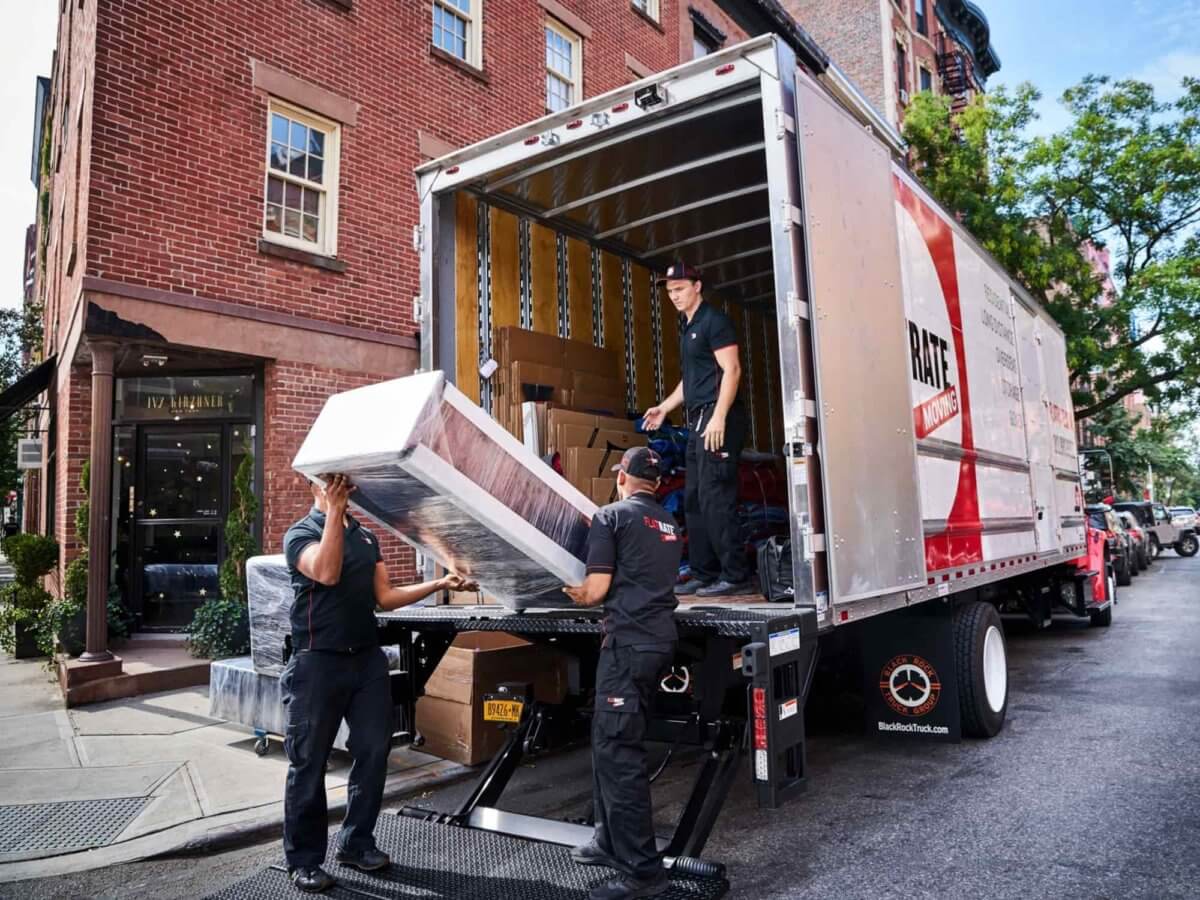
3, 552, 1197, 899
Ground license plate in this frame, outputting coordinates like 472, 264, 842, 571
483, 699, 524, 723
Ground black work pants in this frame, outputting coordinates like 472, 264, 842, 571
590, 642, 676, 880
281, 648, 393, 869
685, 403, 748, 584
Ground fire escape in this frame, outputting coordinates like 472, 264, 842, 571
935, 32, 977, 113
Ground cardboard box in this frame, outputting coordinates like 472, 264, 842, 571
569, 390, 625, 415
547, 408, 638, 436
572, 371, 625, 400
590, 477, 617, 505
415, 695, 508, 766
555, 424, 642, 453
422, 632, 569, 706
562, 446, 622, 492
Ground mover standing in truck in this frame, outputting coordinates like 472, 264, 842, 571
642, 261, 749, 597
282, 474, 473, 893
564, 447, 682, 899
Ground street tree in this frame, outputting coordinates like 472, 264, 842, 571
903, 76, 1200, 421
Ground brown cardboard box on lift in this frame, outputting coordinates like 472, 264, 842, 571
415, 632, 573, 765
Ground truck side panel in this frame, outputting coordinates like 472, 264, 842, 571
793, 72, 926, 603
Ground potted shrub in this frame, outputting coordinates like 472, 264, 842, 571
0, 532, 60, 658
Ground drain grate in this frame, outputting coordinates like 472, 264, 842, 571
205, 815, 727, 900
0, 797, 151, 854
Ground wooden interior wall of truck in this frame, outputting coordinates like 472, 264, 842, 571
451, 192, 784, 450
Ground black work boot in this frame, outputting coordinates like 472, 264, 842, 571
694, 579, 752, 598
289, 866, 336, 893
674, 576, 711, 596
334, 844, 391, 872
588, 869, 669, 899
571, 840, 621, 869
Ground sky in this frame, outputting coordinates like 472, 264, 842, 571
0, 0, 1197, 313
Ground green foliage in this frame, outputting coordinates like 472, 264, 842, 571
902, 75, 1200, 420
218, 450, 258, 605
2, 532, 59, 587
0, 584, 53, 655
187, 597, 249, 659
1081, 408, 1200, 505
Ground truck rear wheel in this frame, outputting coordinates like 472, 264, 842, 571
954, 601, 1008, 739
1175, 534, 1198, 557
1090, 568, 1115, 628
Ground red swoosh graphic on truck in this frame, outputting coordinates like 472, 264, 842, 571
894, 175, 983, 570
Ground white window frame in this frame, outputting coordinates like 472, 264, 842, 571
544, 19, 582, 114
632, 0, 659, 22
262, 100, 341, 258
433, 0, 483, 69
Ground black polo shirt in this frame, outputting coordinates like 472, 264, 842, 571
680, 301, 740, 409
585, 492, 682, 646
284, 507, 382, 652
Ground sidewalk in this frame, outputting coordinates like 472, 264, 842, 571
0, 653, 468, 883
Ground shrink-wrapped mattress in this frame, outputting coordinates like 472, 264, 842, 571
291, 371, 596, 609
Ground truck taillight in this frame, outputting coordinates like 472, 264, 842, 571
754, 749, 769, 780
715, 63, 735, 75
752, 686, 768, 751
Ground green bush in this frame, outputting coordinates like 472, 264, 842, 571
0, 583, 55, 656
219, 451, 258, 604
3, 533, 60, 587
187, 597, 249, 660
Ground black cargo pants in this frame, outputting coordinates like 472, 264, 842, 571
590, 641, 676, 880
281, 647, 393, 870
685, 402, 748, 584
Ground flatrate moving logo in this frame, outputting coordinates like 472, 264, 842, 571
879, 653, 942, 718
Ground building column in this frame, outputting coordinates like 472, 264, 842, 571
80, 340, 117, 662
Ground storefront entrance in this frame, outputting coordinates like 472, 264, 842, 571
112, 374, 259, 630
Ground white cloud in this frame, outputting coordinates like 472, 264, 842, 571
1128, 50, 1200, 102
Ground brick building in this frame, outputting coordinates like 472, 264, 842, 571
12, 0, 763, 671
781, 0, 1000, 127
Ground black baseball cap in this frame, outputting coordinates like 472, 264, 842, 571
656, 260, 703, 284
611, 446, 663, 480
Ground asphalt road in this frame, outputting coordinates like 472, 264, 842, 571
5, 552, 1197, 899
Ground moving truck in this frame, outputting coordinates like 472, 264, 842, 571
266, 34, 1112, 896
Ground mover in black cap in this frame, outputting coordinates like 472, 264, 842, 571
563, 446, 682, 899
643, 260, 750, 597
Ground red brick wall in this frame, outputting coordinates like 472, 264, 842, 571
783, 0, 887, 114
678, 1, 747, 60
262, 360, 415, 581
81, 0, 689, 348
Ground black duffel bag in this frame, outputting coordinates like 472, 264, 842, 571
757, 536, 794, 602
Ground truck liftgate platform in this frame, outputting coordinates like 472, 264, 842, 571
205, 604, 818, 900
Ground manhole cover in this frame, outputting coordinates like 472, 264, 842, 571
0, 797, 151, 854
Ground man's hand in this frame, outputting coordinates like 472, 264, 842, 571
702, 414, 726, 453
642, 405, 667, 432
321, 474, 355, 516
441, 573, 479, 593
563, 584, 588, 606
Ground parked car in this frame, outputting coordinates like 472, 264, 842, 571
1117, 510, 1152, 570
1113, 501, 1199, 558
1169, 506, 1197, 531
1086, 504, 1134, 586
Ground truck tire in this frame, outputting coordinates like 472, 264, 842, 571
1091, 568, 1115, 628
954, 601, 1008, 739
1115, 553, 1132, 586
1175, 533, 1199, 557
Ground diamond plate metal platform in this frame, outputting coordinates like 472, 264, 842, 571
204, 814, 728, 900
0, 797, 150, 856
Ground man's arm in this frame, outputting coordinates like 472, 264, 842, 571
374, 563, 477, 611
296, 475, 354, 586
643, 380, 684, 431
703, 345, 742, 452
564, 573, 612, 608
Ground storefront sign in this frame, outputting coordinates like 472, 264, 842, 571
115, 375, 254, 422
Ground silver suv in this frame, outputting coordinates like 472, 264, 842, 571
1112, 501, 1199, 559
1169, 507, 1197, 530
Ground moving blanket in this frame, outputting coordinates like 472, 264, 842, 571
292, 371, 596, 609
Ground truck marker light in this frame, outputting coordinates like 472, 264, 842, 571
840, 610, 849, 622
445, 166, 460, 175
566, 119, 583, 130
611, 102, 630, 113
715, 64, 735, 75
524, 135, 541, 145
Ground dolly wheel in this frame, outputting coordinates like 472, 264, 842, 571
254, 736, 270, 757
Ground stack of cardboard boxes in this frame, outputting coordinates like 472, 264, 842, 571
415, 632, 572, 765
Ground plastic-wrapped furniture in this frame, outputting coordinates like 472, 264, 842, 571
292, 371, 595, 609
247, 555, 293, 677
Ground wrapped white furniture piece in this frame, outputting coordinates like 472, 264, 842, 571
292, 371, 596, 609
246, 554, 293, 677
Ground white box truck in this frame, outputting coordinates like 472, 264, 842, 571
223, 34, 1113, 899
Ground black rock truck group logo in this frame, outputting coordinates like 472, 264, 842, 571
879, 654, 942, 718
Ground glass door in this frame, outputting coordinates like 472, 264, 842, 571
134, 428, 223, 628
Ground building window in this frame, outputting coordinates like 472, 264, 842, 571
690, 8, 726, 58
919, 66, 933, 93
264, 102, 339, 256
632, 0, 659, 22
545, 20, 582, 113
433, 0, 481, 68
896, 42, 908, 100
914, 0, 927, 36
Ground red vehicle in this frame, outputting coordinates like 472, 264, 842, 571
1074, 522, 1115, 627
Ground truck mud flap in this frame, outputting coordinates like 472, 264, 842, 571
204, 814, 729, 900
